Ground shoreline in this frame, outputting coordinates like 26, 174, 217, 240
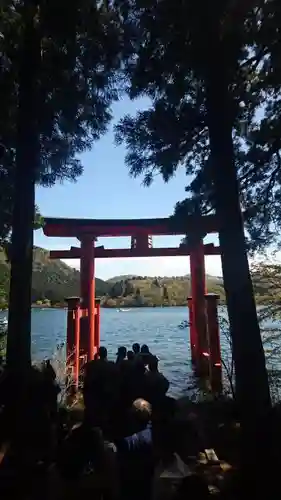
0, 301, 227, 311
2, 299, 270, 311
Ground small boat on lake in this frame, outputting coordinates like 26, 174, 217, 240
117, 308, 132, 312
178, 320, 189, 329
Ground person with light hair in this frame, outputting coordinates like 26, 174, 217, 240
115, 399, 154, 500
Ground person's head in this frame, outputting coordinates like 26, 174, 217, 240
116, 346, 127, 359
148, 355, 158, 372
127, 350, 134, 361
42, 359, 56, 381
131, 398, 152, 428
98, 346, 107, 360
141, 344, 149, 354
132, 342, 140, 354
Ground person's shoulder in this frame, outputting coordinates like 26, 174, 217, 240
106, 360, 118, 372
123, 424, 153, 451
84, 359, 98, 376
107, 360, 116, 367
85, 359, 97, 370
119, 359, 130, 370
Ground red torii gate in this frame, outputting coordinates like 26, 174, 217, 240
43, 215, 222, 391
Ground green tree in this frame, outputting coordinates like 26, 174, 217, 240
123, 279, 134, 296
153, 278, 160, 288
2, 0, 123, 372
251, 262, 281, 319
134, 286, 144, 306
236, 1, 281, 251
109, 280, 124, 298
162, 284, 169, 302
115, 0, 271, 422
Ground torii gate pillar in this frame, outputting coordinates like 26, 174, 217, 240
190, 236, 209, 376
80, 236, 96, 361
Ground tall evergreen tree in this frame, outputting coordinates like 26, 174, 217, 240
0, 0, 123, 372
115, 0, 272, 421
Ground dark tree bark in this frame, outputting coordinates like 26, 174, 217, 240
6, 0, 40, 374
205, 46, 271, 424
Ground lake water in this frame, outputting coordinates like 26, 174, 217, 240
1, 306, 279, 398
1, 307, 200, 397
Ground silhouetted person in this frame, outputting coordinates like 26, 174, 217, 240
151, 395, 177, 464
140, 344, 153, 366
43, 359, 56, 381
41, 360, 60, 421
146, 356, 169, 403
115, 346, 127, 364
127, 350, 134, 361
83, 346, 118, 430
132, 343, 140, 356
98, 346, 108, 361
115, 399, 155, 500
130, 357, 147, 402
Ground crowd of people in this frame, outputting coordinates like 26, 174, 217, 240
0, 343, 211, 500
60, 342, 209, 499
83, 342, 170, 430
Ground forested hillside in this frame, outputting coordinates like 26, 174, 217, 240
0, 247, 109, 307
103, 275, 225, 308
0, 247, 274, 309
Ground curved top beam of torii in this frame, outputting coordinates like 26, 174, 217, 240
43, 215, 219, 238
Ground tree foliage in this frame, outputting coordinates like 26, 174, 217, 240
114, 0, 275, 422
0, 247, 110, 308
115, 0, 281, 251
252, 261, 281, 319
0, 0, 123, 240
2, 0, 125, 372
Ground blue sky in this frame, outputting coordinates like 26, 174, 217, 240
35, 96, 222, 280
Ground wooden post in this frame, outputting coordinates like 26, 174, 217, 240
65, 297, 80, 374
206, 293, 222, 393
190, 236, 209, 376
94, 299, 101, 353
73, 305, 81, 391
187, 297, 197, 364
80, 236, 95, 361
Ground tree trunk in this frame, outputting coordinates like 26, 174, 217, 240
205, 61, 271, 424
6, 1, 40, 375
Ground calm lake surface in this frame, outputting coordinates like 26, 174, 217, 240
0, 306, 281, 396
2, 306, 278, 398
1, 307, 201, 397
33, 306, 194, 397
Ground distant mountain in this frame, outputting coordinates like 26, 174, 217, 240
0, 259, 269, 310
107, 274, 139, 283
0, 247, 110, 307
103, 274, 226, 308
